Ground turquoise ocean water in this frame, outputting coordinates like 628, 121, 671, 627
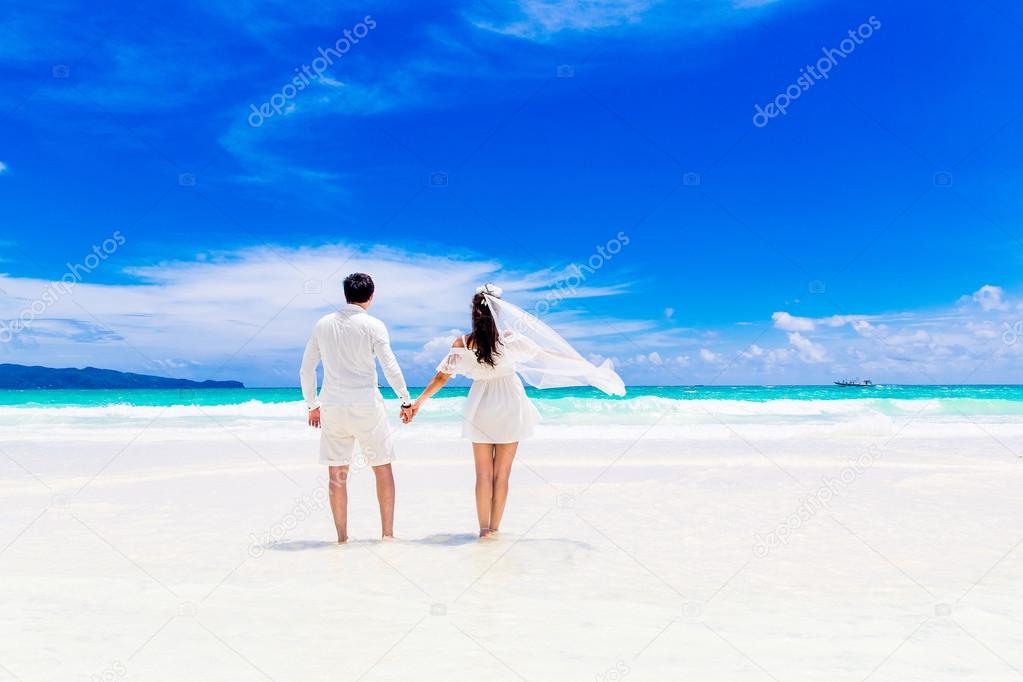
2, 385, 1023, 408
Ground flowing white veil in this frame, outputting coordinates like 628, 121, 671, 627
481, 287, 626, 397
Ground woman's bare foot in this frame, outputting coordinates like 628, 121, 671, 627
479, 528, 493, 540
380, 535, 396, 542
337, 537, 348, 545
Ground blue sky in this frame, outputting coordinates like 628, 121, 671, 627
2, 0, 1023, 386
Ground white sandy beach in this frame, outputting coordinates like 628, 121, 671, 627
2, 401, 1022, 681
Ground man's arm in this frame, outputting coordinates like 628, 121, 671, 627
300, 329, 322, 425
371, 322, 411, 407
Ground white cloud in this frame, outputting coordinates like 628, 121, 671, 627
468, 0, 785, 40
699, 348, 721, 363
819, 314, 866, 327
414, 329, 463, 365
0, 161, 7, 174
966, 321, 999, 339
5, 248, 1020, 387
0, 242, 638, 386
470, 0, 657, 39
618, 351, 666, 366
967, 284, 1008, 312
530, 284, 1022, 382
884, 330, 931, 347
739, 343, 791, 367
716, 284, 1023, 381
786, 332, 828, 363
771, 311, 815, 332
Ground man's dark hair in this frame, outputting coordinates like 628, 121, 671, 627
343, 272, 375, 303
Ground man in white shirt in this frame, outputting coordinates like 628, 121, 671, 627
300, 273, 414, 542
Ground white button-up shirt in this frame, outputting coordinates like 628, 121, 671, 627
300, 304, 411, 409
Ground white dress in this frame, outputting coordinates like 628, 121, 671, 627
436, 331, 543, 444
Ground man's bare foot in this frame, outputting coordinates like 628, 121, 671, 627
337, 537, 348, 545
380, 535, 396, 542
479, 528, 494, 540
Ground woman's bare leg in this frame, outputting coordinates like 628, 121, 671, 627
328, 465, 350, 543
473, 442, 496, 537
489, 442, 518, 533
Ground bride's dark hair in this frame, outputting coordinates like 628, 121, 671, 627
468, 292, 501, 367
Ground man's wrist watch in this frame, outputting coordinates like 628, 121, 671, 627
401, 401, 412, 408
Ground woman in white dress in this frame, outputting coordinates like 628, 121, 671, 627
410, 284, 625, 539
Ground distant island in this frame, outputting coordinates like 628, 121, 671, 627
0, 364, 244, 389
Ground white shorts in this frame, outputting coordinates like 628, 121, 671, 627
318, 398, 396, 467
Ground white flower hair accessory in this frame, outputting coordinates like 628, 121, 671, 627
475, 283, 503, 306
475, 283, 503, 298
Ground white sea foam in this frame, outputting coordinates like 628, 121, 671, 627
2, 397, 1021, 444
2, 396, 1021, 422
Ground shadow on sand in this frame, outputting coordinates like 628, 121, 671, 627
406, 533, 480, 546
263, 535, 595, 550
407, 534, 596, 550
263, 539, 375, 551
408, 533, 596, 549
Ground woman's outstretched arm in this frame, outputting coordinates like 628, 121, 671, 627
410, 337, 464, 419
412, 371, 452, 415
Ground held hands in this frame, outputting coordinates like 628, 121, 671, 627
400, 403, 420, 424
310, 405, 417, 427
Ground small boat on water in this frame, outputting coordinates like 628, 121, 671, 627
834, 378, 874, 387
